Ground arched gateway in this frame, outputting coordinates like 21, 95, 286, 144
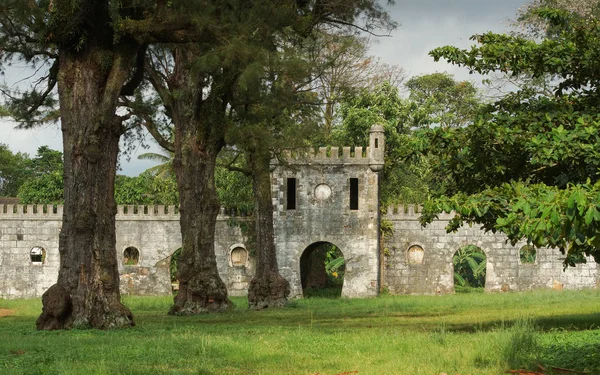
300, 241, 345, 298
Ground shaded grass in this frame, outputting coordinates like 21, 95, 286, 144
0, 290, 599, 374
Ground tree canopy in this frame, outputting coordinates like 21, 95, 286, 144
0, 144, 31, 197
413, 7, 600, 266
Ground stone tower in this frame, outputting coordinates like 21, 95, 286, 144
369, 124, 385, 172
270, 124, 385, 298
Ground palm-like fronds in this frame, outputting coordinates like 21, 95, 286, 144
138, 151, 174, 179
453, 245, 487, 289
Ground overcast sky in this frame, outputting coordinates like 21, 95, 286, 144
0, 0, 527, 176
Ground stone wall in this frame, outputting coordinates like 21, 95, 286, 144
382, 205, 598, 294
0, 123, 597, 299
0, 204, 254, 299
0, 205, 63, 298
1, 201, 597, 300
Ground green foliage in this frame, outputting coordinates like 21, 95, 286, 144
379, 218, 394, 238
29, 146, 62, 176
0, 144, 32, 197
453, 245, 486, 289
405, 72, 482, 128
420, 180, 600, 266
170, 248, 181, 283
215, 161, 254, 214
539, 328, 600, 374
138, 150, 174, 179
412, 8, 600, 266
520, 245, 537, 264
17, 171, 63, 204
16, 146, 64, 204
114, 173, 178, 206
334, 82, 433, 206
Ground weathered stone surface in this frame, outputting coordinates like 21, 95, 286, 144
382, 206, 598, 294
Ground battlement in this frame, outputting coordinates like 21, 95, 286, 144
277, 146, 372, 165
0, 204, 63, 218
383, 204, 455, 221
0, 204, 252, 221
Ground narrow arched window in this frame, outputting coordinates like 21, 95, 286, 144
123, 247, 140, 265
30, 246, 46, 264
230, 247, 248, 267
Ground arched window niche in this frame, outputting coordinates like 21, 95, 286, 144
407, 244, 425, 265
229, 244, 249, 268
519, 245, 537, 265
30, 246, 46, 264
123, 246, 140, 266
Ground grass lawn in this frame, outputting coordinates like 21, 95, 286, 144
1, 289, 599, 375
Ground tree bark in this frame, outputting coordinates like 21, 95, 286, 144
247, 148, 290, 309
36, 46, 136, 330
168, 47, 232, 315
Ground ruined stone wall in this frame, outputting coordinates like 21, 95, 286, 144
271, 146, 381, 298
382, 205, 598, 294
0, 205, 62, 298
0, 205, 253, 299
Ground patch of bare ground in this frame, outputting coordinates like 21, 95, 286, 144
0, 308, 14, 318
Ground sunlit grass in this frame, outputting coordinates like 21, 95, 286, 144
1, 289, 599, 374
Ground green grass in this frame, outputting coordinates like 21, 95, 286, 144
1, 290, 600, 374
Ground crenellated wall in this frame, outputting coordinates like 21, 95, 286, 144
0, 201, 597, 300
0, 204, 254, 299
382, 205, 598, 294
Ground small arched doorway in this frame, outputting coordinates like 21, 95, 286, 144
300, 242, 345, 298
452, 245, 486, 293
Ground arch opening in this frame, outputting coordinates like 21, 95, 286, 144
452, 245, 486, 293
170, 247, 181, 294
30, 246, 46, 264
300, 242, 345, 298
519, 245, 536, 264
230, 246, 248, 267
123, 246, 140, 265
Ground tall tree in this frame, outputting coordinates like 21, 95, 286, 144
0, 1, 213, 329
484, 0, 600, 99
226, 52, 320, 308
415, 7, 600, 266
17, 146, 64, 204
405, 72, 481, 129
334, 82, 435, 206
310, 34, 405, 143
141, 1, 395, 313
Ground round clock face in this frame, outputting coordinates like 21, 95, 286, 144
314, 183, 332, 200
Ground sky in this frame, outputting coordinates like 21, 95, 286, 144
0, 0, 527, 176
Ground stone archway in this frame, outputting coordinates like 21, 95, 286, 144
452, 244, 487, 292
300, 241, 345, 298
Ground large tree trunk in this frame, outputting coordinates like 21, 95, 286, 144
168, 47, 232, 315
36, 47, 135, 330
247, 148, 290, 309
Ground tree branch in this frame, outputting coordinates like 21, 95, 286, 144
146, 57, 174, 116
120, 96, 174, 152
120, 44, 148, 96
